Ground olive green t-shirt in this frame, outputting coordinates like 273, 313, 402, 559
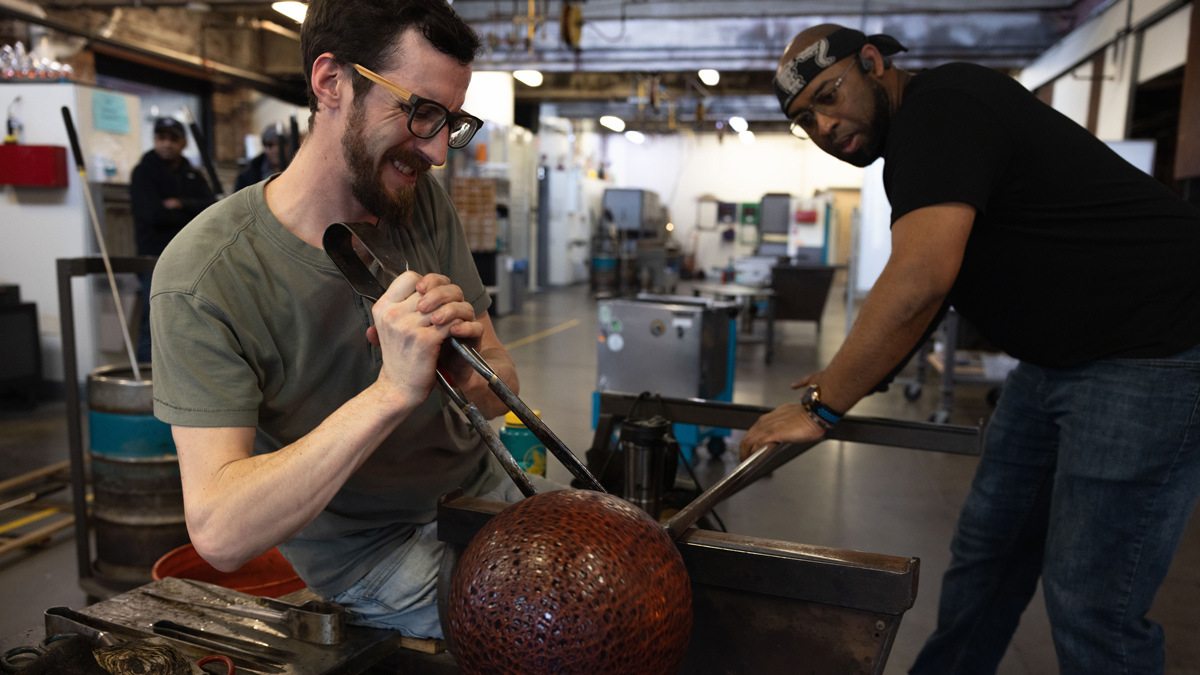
150, 176, 503, 597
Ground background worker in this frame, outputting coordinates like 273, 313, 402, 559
233, 122, 283, 192
129, 116, 215, 363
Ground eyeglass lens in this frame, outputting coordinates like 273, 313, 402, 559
408, 101, 478, 149
789, 63, 855, 140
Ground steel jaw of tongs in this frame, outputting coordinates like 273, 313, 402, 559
322, 222, 606, 497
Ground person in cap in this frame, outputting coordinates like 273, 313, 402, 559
741, 23, 1200, 674
233, 123, 285, 192
147, 0, 543, 639
130, 116, 216, 362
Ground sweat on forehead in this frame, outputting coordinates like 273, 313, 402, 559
773, 27, 908, 115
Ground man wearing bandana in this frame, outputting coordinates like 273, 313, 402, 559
741, 23, 1200, 675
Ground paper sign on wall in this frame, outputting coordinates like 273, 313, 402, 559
92, 91, 130, 134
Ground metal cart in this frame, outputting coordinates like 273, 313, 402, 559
904, 308, 1013, 423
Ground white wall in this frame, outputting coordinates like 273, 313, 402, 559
602, 131, 864, 266
1096, 40, 1136, 140
1138, 5, 1192, 83
1050, 62, 1095, 130
1018, 0, 1192, 140
464, 71, 515, 128
0, 82, 108, 383
857, 160, 891, 296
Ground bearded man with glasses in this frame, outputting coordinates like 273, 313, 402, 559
148, 0, 546, 639
742, 23, 1200, 675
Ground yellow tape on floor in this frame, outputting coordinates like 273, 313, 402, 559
503, 319, 580, 351
0, 507, 59, 536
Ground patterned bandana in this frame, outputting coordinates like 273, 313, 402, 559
773, 28, 908, 115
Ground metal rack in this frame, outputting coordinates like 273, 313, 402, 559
57, 255, 158, 599
904, 308, 1010, 423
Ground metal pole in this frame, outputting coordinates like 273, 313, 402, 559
61, 107, 141, 381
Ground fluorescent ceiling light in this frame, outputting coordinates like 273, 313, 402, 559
272, 1, 307, 23
728, 116, 748, 133
739, 130, 755, 144
624, 130, 645, 144
600, 116, 626, 132
513, 70, 544, 87
698, 69, 720, 86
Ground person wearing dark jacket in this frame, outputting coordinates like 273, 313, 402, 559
131, 116, 216, 362
233, 123, 283, 192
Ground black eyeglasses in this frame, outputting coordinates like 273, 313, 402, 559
789, 60, 858, 140
351, 63, 483, 149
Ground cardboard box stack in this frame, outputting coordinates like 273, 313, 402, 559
452, 177, 498, 251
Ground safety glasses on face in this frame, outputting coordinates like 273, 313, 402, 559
350, 63, 484, 149
789, 59, 858, 141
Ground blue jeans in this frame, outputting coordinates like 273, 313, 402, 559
911, 343, 1200, 675
330, 473, 562, 638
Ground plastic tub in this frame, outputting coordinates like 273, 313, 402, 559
152, 543, 306, 597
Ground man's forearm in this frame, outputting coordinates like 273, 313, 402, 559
817, 262, 950, 415
180, 381, 417, 571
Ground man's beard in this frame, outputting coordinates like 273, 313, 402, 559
341, 101, 431, 224
838, 77, 893, 168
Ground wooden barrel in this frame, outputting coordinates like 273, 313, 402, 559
88, 364, 190, 590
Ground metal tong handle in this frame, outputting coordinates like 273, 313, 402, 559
323, 222, 601, 495
663, 440, 815, 540
323, 222, 595, 485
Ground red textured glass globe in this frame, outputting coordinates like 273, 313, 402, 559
448, 489, 693, 675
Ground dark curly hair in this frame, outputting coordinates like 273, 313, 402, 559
300, 0, 481, 123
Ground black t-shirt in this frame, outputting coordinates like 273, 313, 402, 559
883, 62, 1200, 368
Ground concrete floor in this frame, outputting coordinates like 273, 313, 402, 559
0, 280, 1198, 674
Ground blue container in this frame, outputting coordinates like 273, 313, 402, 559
499, 410, 546, 476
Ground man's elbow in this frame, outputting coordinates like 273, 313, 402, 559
187, 521, 256, 573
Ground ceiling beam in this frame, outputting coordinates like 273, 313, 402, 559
470, 10, 1070, 73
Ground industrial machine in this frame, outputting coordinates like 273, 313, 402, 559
593, 188, 671, 296
759, 192, 830, 264
594, 296, 738, 461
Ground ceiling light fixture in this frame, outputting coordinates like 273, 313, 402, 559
600, 116, 626, 132
698, 69, 720, 86
271, 1, 307, 23
513, 70, 544, 87
728, 116, 748, 133
739, 130, 755, 144
624, 130, 645, 144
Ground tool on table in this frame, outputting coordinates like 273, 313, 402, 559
197, 655, 236, 675
150, 622, 284, 673
323, 221, 606, 497
44, 607, 125, 647
0, 633, 82, 673
61, 107, 141, 380
45, 607, 277, 674
143, 586, 328, 647
151, 621, 288, 660
172, 578, 345, 645
141, 588, 288, 641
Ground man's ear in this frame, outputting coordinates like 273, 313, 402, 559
859, 44, 884, 75
311, 53, 347, 112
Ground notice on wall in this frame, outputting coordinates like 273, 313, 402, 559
92, 90, 130, 134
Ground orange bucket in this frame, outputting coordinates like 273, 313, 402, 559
152, 544, 306, 597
